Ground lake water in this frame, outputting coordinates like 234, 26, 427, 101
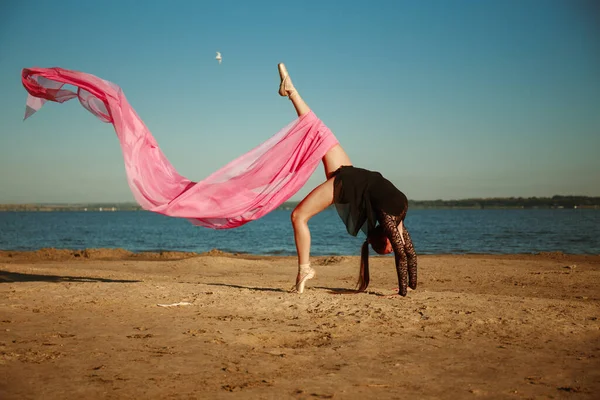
0, 209, 598, 256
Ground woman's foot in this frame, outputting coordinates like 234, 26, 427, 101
291, 263, 316, 293
278, 63, 297, 97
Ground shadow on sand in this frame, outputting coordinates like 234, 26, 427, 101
204, 283, 386, 296
0, 270, 141, 284
206, 282, 288, 293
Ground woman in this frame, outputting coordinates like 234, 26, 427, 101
21, 64, 417, 296
277, 64, 418, 296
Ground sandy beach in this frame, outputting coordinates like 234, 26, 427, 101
0, 249, 598, 399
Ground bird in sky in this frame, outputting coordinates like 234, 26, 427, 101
216, 52, 222, 64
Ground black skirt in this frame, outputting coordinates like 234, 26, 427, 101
332, 166, 408, 236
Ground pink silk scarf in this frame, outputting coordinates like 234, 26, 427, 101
21, 67, 339, 229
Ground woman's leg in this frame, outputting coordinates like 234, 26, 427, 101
322, 145, 352, 179
289, 178, 335, 292
291, 178, 335, 265
280, 63, 353, 291
279, 63, 353, 177
402, 227, 418, 290
289, 144, 350, 293
377, 211, 409, 296
289, 145, 351, 289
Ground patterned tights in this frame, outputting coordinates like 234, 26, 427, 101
376, 210, 418, 296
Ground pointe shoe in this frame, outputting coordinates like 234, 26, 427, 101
278, 63, 297, 97
291, 264, 316, 294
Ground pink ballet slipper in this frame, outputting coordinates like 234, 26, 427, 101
278, 63, 297, 97
291, 263, 316, 293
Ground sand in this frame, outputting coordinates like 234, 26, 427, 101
0, 249, 599, 399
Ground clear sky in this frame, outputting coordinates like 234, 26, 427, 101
0, 0, 598, 203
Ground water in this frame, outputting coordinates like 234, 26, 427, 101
1, 209, 599, 256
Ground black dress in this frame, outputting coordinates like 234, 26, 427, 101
332, 166, 408, 236
332, 165, 417, 296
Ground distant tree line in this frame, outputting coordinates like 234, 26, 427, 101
280, 196, 600, 210
406, 195, 600, 209
1, 196, 599, 212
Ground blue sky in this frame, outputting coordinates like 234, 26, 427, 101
0, 0, 598, 203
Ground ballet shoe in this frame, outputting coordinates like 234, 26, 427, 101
290, 264, 316, 294
278, 63, 297, 97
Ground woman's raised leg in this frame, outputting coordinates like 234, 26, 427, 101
279, 62, 353, 175
279, 63, 353, 292
279, 63, 353, 178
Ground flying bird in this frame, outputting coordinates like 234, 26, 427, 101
216, 52, 222, 64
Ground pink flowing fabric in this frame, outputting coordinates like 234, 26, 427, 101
21, 67, 339, 229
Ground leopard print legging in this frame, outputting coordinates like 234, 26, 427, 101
377, 210, 418, 296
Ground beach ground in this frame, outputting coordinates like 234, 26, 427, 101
1, 249, 599, 399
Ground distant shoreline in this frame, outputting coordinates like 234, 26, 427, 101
1, 195, 599, 212
1, 206, 599, 211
